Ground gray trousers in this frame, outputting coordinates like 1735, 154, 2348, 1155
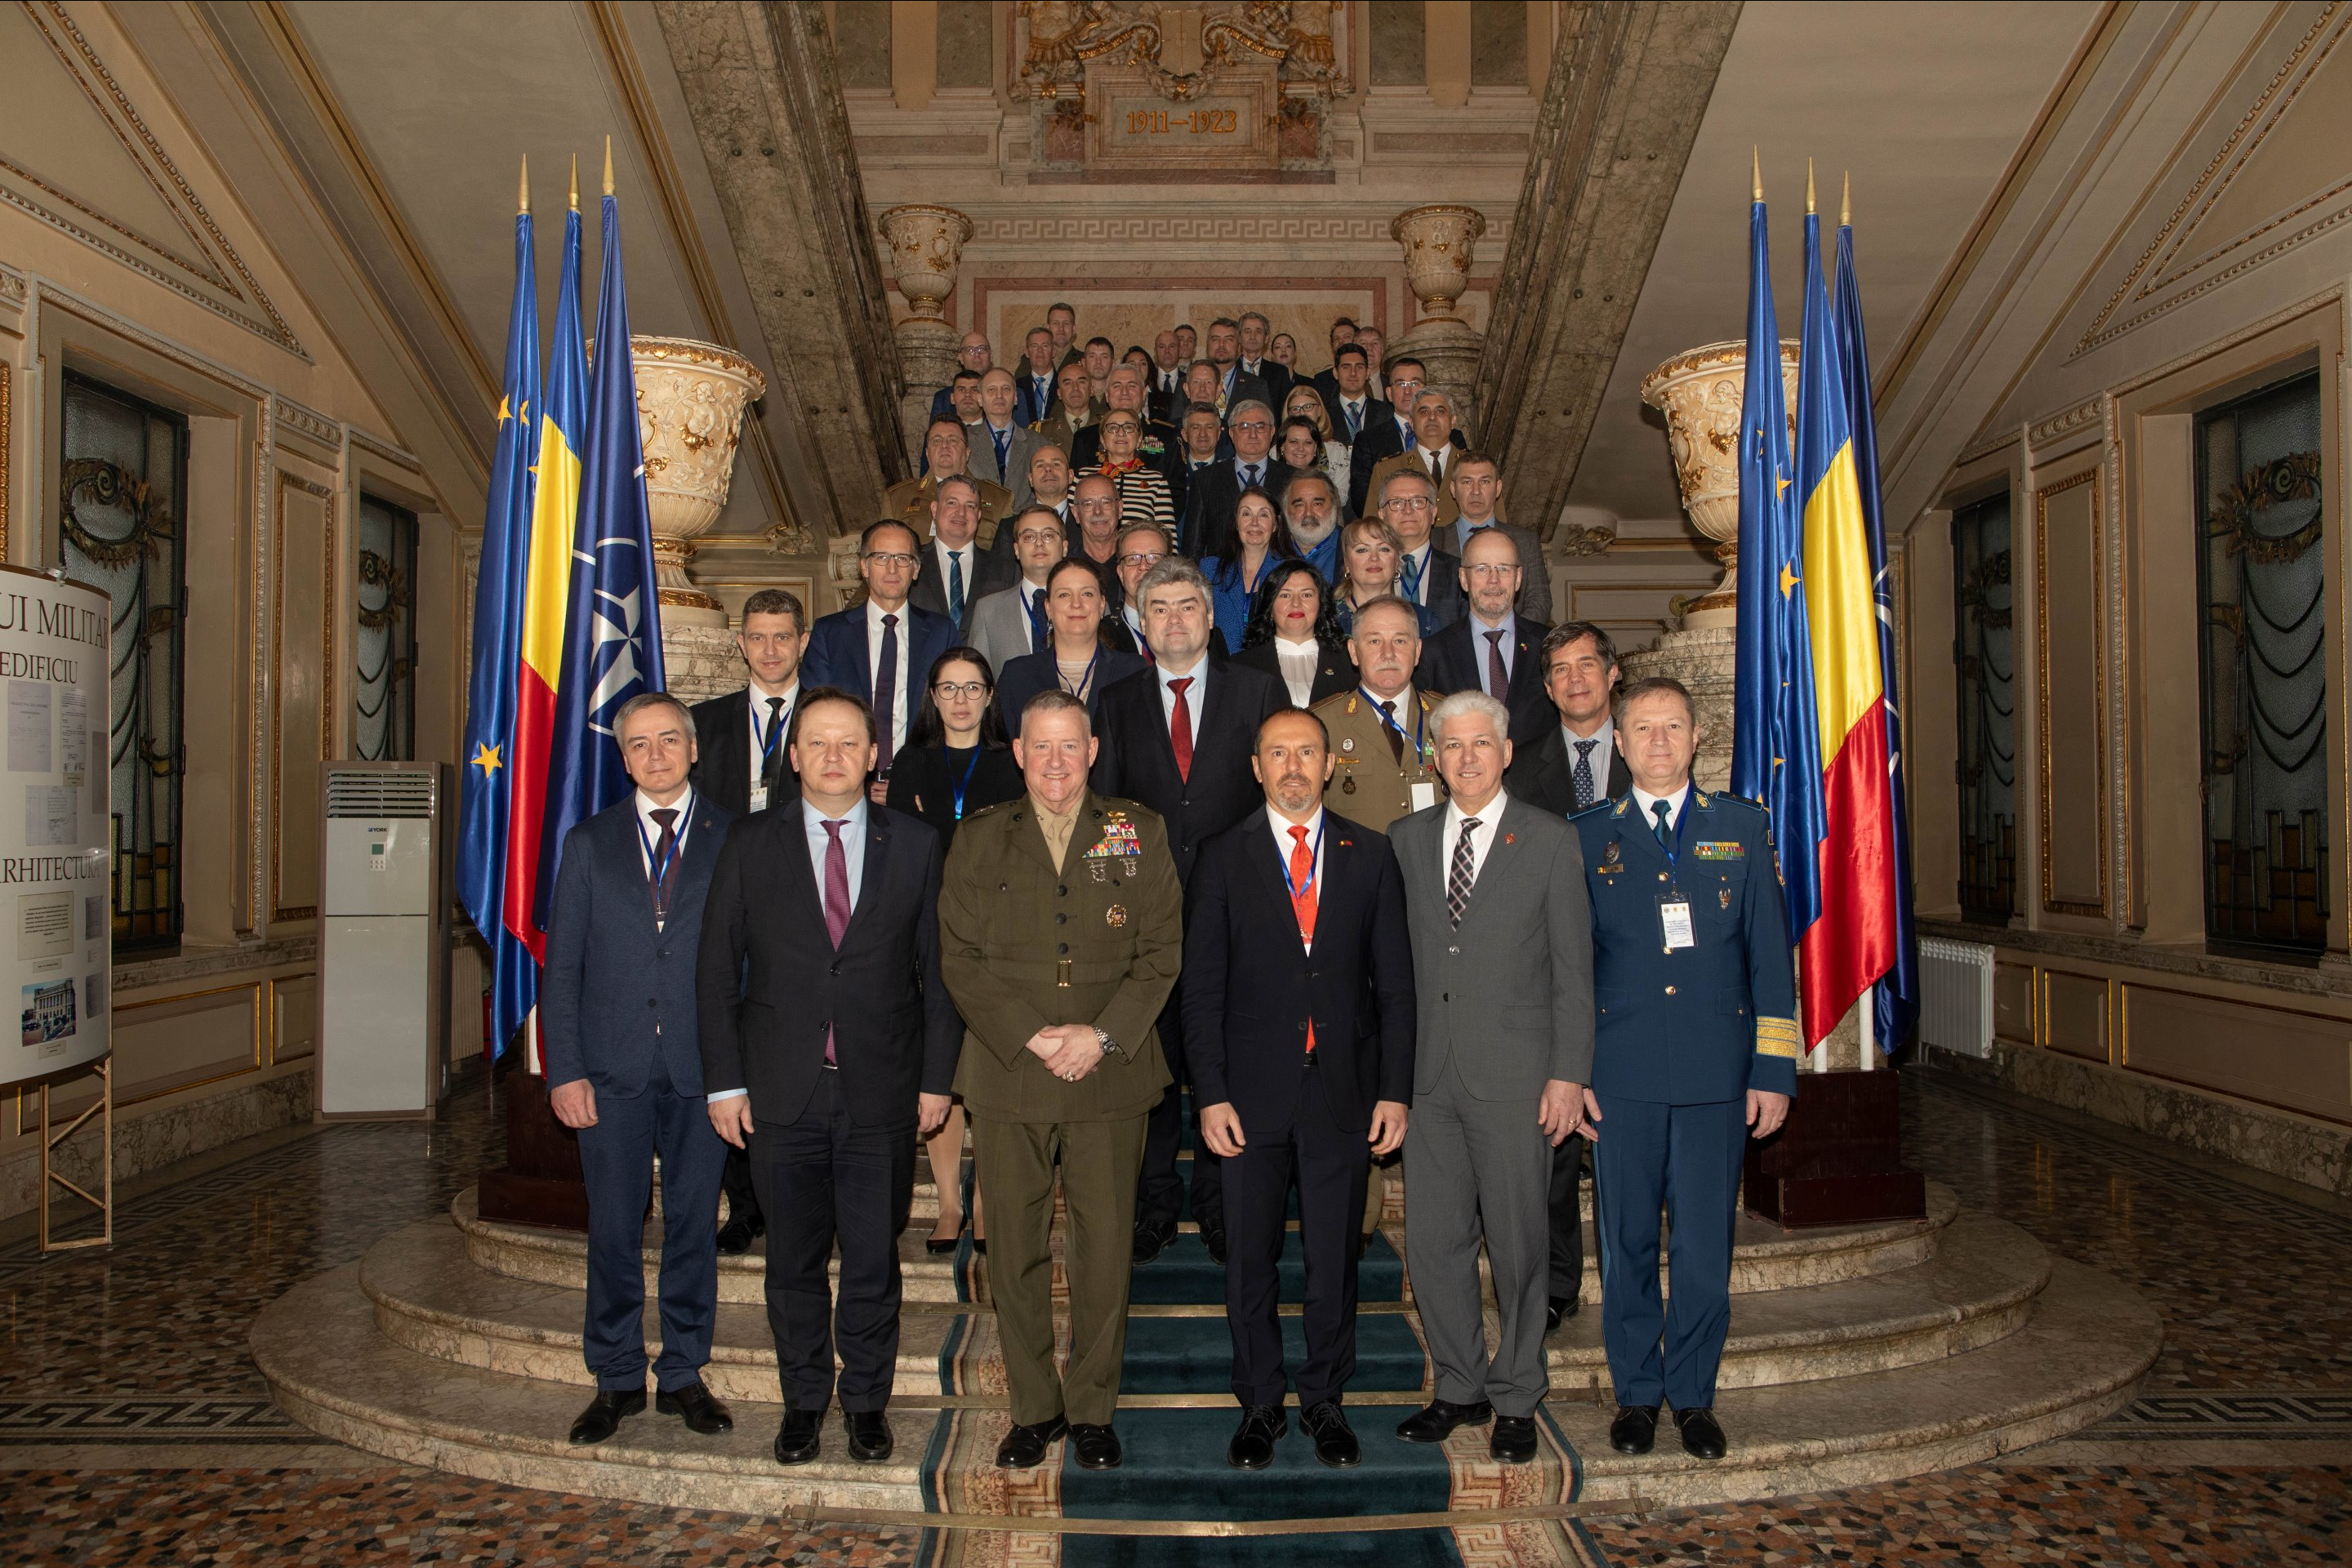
1402, 1057, 1553, 1417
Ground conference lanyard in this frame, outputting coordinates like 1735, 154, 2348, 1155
752, 698, 787, 768
1276, 813, 1325, 951
948, 747, 982, 822
1059, 646, 1102, 702
1361, 687, 1425, 764
635, 795, 690, 891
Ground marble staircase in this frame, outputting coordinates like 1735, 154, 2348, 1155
253, 1164, 2160, 1549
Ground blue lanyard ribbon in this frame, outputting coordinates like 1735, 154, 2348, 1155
636, 795, 689, 904
752, 698, 786, 767
1276, 813, 1325, 930
1361, 687, 1424, 763
948, 748, 983, 822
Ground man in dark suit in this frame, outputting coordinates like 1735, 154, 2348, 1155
689, 586, 810, 1257
1149, 328, 1188, 422
1090, 558, 1286, 1264
1315, 342, 1385, 451
908, 476, 1018, 636
1377, 467, 1467, 630
1204, 318, 1270, 420
802, 519, 954, 801
1236, 310, 1294, 411
1417, 528, 1549, 744
1015, 326, 1059, 427
542, 693, 734, 1449
1185, 707, 1414, 1471
1179, 403, 1291, 561
1501, 619, 1628, 1330
1347, 359, 1464, 515
698, 688, 960, 1469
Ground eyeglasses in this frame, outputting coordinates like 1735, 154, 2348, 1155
1118, 551, 1167, 569
1014, 528, 1062, 546
1383, 497, 1434, 514
863, 552, 919, 568
1464, 563, 1521, 580
932, 680, 990, 700
1231, 420, 1272, 433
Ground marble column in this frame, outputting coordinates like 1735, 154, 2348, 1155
633, 335, 768, 700
1389, 203, 1489, 435
877, 203, 973, 469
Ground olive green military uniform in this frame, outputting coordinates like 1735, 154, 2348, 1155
1313, 687, 1447, 832
939, 791, 1183, 1427
884, 471, 1013, 550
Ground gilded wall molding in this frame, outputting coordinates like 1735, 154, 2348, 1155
2034, 467, 2107, 920
960, 212, 1508, 248
268, 468, 335, 924
11, 1, 305, 358
2072, 3, 2352, 358
2027, 399, 2102, 449
347, 425, 422, 474
270, 395, 340, 452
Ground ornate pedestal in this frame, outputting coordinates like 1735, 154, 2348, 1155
1637, 340, 1800, 630
1389, 204, 1488, 433
878, 203, 973, 469
632, 334, 766, 695
1619, 626, 1735, 793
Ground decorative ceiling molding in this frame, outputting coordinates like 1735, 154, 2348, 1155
2072, 2, 2351, 357
7, 1, 305, 357
957, 210, 1510, 249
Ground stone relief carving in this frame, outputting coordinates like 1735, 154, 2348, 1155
1014, 2, 1343, 103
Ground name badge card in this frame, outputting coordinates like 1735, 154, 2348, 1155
1410, 782, 1438, 813
1659, 897, 1695, 951
749, 782, 769, 814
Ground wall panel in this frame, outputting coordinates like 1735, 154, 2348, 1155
111, 982, 261, 1105
2039, 967, 2111, 1063
271, 471, 334, 922
2036, 470, 2105, 916
2123, 982, 2352, 1126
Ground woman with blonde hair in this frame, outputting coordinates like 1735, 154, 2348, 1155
1334, 516, 1439, 637
1283, 384, 1352, 506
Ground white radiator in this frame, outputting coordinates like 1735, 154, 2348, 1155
1919, 937, 1996, 1059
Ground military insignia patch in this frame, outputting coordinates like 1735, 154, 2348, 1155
1341, 737, 1355, 753
1602, 840, 1621, 866
1084, 817, 1143, 858
1106, 905, 1128, 928
1691, 841, 1745, 860
1719, 888, 1732, 910
1089, 860, 1107, 884
1341, 774, 1356, 794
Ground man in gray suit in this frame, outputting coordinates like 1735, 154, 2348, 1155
970, 368, 1042, 501
1388, 689, 1593, 1464
968, 506, 1067, 673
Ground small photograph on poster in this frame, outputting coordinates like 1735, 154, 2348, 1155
24, 786, 75, 847
89, 731, 108, 816
83, 972, 105, 1020
22, 978, 76, 1049
8, 682, 52, 773
17, 890, 74, 960
60, 689, 87, 786
85, 893, 104, 942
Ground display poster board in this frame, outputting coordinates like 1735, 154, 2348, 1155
0, 568, 111, 1092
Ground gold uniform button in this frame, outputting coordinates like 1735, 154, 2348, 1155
1664, 985, 1677, 996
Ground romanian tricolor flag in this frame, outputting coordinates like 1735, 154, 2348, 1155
1791, 192, 1899, 1046
460, 166, 541, 1059
501, 184, 588, 1022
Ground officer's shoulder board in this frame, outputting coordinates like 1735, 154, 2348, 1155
1568, 798, 1616, 825
962, 797, 1022, 827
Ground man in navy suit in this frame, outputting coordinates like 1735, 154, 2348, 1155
1417, 529, 1551, 745
1185, 707, 1414, 1471
542, 693, 735, 1448
803, 519, 953, 804
699, 688, 961, 1469
1574, 677, 1797, 1463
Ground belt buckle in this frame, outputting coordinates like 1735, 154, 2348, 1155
1056, 959, 1073, 988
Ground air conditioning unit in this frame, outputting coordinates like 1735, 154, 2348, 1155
316, 763, 452, 1118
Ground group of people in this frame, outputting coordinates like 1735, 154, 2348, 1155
535, 308, 1802, 1483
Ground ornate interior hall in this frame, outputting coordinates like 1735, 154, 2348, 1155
2, 2, 2350, 1564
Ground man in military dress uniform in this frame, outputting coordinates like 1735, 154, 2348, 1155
1573, 676, 1797, 1463
886, 416, 1013, 548
1314, 595, 1444, 834
938, 689, 1184, 1474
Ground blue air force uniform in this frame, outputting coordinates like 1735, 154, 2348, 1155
1573, 785, 1798, 1414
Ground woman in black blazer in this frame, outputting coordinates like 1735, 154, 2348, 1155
1231, 558, 1357, 709
885, 647, 1022, 1253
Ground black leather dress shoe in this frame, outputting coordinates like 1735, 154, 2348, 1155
656, 1380, 733, 1435
568, 1388, 644, 1446
773, 1407, 823, 1466
1546, 1295, 1579, 1332
1069, 1422, 1122, 1470
1226, 1404, 1286, 1470
844, 1409, 893, 1463
715, 1215, 764, 1256
1490, 1414, 1538, 1463
996, 1415, 1067, 1468
1201, 1223, 1228, 1267
1132, 1218, 1174, 1265
1609, 1404, 1659, 1455
1299, 1401, 1359, 1468
1395, 1397, 1493, 1443
1675, 1405, 1727, 1460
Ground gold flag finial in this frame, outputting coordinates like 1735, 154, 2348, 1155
1842, 171, 1851, 226
518, 154, 529, 216
1806, 158, 1815, 215
568, 153, 578, 212
1752, 146, 1762, 203
603, 135, 613, 198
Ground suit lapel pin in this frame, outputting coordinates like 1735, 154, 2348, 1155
1503, 833, 1516, 844
1106, 904, 1128, 928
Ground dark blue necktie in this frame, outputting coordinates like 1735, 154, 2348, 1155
991, 425, 1009, 478
947, 550, 966, 626
1027, 587, 1050, 651
875, 613, 899, 774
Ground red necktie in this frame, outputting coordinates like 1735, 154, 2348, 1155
1289, 824, 1317, 1054
1168, 676, 1195, 782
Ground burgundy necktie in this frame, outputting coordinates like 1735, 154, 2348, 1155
822, 818, 851, 1064
1486, 629, 1509, 702
1168, 676, 1195, 782
648, 808, 680, 924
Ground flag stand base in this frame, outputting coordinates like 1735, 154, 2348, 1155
478, 1069, 590, 1233
1742, 1065, 1925, 1230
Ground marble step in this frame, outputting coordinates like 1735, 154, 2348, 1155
457, 1181, 1955, 1307
254, 1246, 2156, 1520
363, 1209, 2035, 1402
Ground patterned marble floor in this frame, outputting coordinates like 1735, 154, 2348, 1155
2, 1061, 2348, 1566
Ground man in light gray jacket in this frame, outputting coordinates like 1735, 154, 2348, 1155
1387, 689, 1593, 1465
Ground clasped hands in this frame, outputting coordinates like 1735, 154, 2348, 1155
1199, 1099, 1408, 1159
706, 1090, 955, 1148
1027, 1022, 1107, 1083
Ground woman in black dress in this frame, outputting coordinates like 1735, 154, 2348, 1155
886, 648, 1022, 1252
1231, 557, 1357, 708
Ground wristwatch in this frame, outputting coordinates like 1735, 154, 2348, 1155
1094, 1027, 1117, 1056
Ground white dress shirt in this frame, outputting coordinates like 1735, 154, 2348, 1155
633, 787, 695, 876
1267, 804, 1325, 952
1156, 657, 1208, 752
1417, 445, 1449, 487
745, 678, 800, 811
1630, 780, 1693, 842
1561, 716, 1615, 809
1439, 791, 1507, 888
1401, 541, 1435, 604
1338, 395, 1368, 439
932, 538, 978, 612
863, 599, 912, 755
1274, 636, 1320, 709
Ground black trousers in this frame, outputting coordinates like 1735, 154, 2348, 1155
1549, 1130, 1589, 1303
748, 1070, 916, 1413
721, 1145, 761, 1228
1138, 992, 1222, 1231
1223, 1060, 1365, 1410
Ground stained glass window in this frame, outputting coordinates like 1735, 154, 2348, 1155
354, 494, 417, 763
1953, 492, 2015, 924
59, 372, 186, 950
2196, 370, 2326, 956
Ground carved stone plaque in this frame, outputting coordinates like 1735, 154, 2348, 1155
1085, 63, 1277, 172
